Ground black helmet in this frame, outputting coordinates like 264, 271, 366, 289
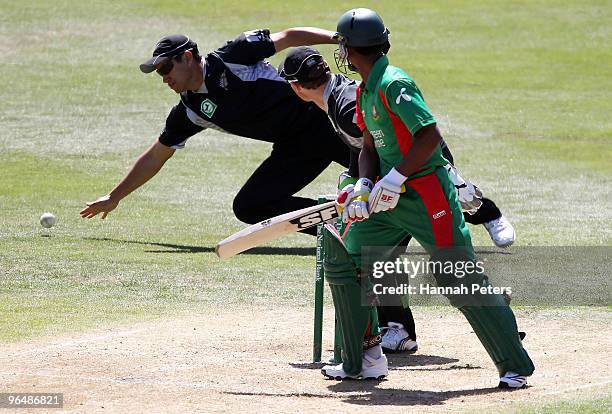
334, 8, 389, 47
333, 8, 390, 74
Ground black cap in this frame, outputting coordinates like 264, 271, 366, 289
140, 34, 197, 73
278, 46, 329, 83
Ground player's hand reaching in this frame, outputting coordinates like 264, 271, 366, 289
336, 178, 373, 223
80, 195, 119, 219
369, 168, 406, 214
445, 164, 483, 215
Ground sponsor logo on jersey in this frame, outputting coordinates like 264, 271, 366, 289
201, 99, 217, 118
371, 129, 386, 148
432, 210, 447, 220
289, 205, 338, 230
371, 129, 385, 139
374, 138, 386, 148
396, 87, 412, 105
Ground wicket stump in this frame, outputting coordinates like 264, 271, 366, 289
313, 195, 342, 363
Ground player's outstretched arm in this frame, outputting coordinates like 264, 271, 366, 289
80, 139, 175, 219
270, 27, 337, 53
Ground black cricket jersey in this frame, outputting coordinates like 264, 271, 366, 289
324, 73, 362, 176
159, 29, 334, 149
325, 73, 362, 151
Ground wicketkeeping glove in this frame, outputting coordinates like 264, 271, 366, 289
445, 164, 483, 215
336, 178, 373, 223
369, 168, 407, 214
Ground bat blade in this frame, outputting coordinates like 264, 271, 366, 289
215, 201, 340, 259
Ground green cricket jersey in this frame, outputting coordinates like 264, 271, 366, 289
356, 55, 447, 178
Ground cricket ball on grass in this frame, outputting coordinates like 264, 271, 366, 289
40, 212, 56, 228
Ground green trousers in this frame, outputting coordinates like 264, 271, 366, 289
343, 167, 534, 377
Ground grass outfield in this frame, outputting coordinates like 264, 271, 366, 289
0, 0, 610, 411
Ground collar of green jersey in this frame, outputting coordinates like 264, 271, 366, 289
364, 55, 389, 92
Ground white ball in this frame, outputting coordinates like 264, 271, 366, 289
40, 212, 56, 228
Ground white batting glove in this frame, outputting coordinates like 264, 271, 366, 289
336, 178, 373, 223
369, 168, 407, 214
445, 164, 483, 215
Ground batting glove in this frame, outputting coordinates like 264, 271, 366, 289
445, 164, 483, 215
336, 178, 373, 223
369, 168, 407, 214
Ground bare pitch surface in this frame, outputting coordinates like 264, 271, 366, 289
1, 307, 610, 413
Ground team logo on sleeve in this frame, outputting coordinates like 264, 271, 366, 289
201, 99, 218, 118
244, 29, 265, 42
372, 105, 380, 120
396, 87, 412, 104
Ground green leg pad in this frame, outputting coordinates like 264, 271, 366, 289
323, 226, 379, 376
328, 284, 378, 375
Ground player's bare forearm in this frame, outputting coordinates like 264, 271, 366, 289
359, 130, 380, 180
80, 140, 174, 219
394, 124, 442, 178
108, 140, 174, 201
271, 27, 337, 53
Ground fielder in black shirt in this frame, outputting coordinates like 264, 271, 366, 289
80, 29, 349, 236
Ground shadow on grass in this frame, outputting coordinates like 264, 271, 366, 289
84, 237, 316, 256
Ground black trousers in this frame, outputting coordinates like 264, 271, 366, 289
378, 304, 418, 341
232, 123, 350, 236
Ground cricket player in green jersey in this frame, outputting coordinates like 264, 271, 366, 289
320, 8, 534, 388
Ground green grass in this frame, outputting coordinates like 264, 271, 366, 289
511, 395, 612, 414
1, 0, 610, 328
0, 4, 610, 410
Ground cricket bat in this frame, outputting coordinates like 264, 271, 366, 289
215, 201, 340, 259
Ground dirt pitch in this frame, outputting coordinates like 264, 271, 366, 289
1, 307, 610, 413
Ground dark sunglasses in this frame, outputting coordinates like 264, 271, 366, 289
156, 59, 175, 76
155, 50, 191, 76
